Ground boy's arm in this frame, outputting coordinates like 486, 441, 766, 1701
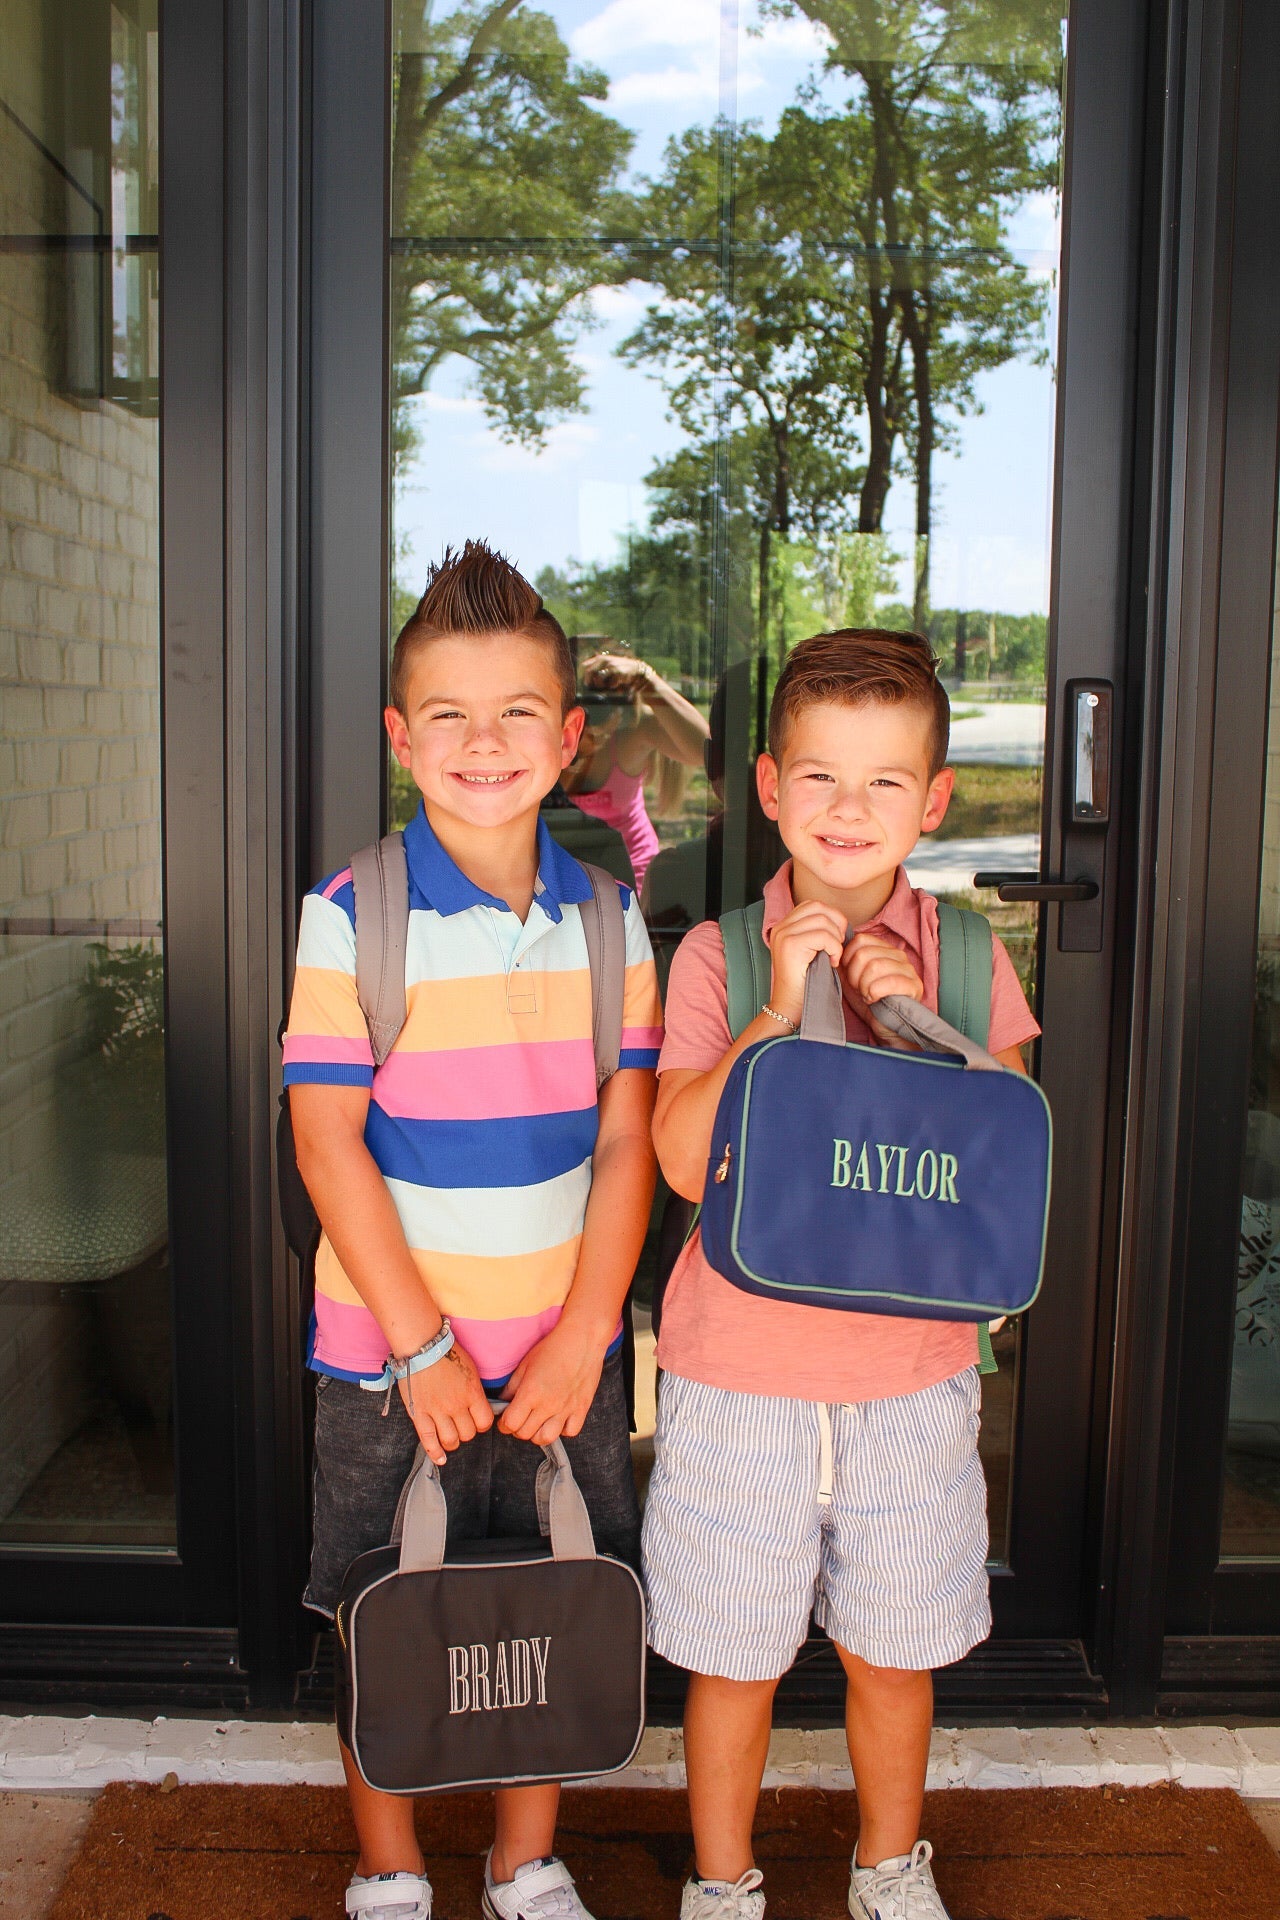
290, 1083, 492, 1466
498, 1066, 657, 1445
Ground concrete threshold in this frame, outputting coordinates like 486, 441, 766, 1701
0, 1718, 1278, 1794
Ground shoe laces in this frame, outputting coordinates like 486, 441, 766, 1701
503, 1859, 585, 1920
518, 1882, 581, 1920
856, 1842, 941, 1920
686, 1868, 766, 1920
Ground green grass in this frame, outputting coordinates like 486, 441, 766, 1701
932, 763, 1042, 841
949, 705, 985, 723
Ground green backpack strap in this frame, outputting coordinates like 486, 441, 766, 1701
935, 900, 993, 1049
938, 901, 1003, 1373
719, 899, 770, 1042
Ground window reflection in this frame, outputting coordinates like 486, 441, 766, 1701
0, 1, 172, 1547
1222, 533, 1280, 1557
389, 0, 1067, 1563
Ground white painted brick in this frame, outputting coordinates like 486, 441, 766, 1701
954, 1726, 1035, 1789
811, 1728, 853, 1790
1237, 1726, 1280, 1796
762, 1729, 816, 1785
1092, 1726, 1172, 1788
1028, 1726, 1098, 1787
1161, 1724, 1248, 1789
924, 1729, 967, 1791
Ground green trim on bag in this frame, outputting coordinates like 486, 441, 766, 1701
724, 1034, 1053, 1316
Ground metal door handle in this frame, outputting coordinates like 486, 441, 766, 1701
973, 872, 1100, 903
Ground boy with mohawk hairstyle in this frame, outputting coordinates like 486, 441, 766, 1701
646, 628, 1040, 1920
285, 541, 663, 1920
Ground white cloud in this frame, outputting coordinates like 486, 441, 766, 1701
471, 416, 600, 474
747, 13, 831, 60
588, 283, 653, 327
572, 0, 721, 63
928, 533, 1050, 617
606, 60, 721, 110
415, 390, 484, 417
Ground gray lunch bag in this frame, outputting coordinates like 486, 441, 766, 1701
335, 1419, 646, 1794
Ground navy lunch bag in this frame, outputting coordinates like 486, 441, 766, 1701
699, 955, 1052, 1322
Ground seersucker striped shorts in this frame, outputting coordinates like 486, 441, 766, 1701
641, 1368, 991, 1680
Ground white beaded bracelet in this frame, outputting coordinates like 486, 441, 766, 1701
760, 1002, 799, 1033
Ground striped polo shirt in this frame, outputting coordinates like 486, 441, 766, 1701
283, 804, 664, 1387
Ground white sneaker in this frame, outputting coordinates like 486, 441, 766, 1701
848, 1841, 951, 1920
346, 1869, 433, 1919
679, 1867, 766, 1920
482, 1853, 594, 1920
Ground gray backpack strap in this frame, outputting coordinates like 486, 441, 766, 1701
579, 862, 626, 1087
350, 831, 410, 1068
936, 900, 993, 1049
719, 899, 769, 1041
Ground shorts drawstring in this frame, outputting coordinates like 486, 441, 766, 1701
816, 1401, 834, 1507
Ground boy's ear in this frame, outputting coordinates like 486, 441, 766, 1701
756, 751, 781, 821
560, 704, 587, 769
921, 765, 955, 833
385, 705, 412, 769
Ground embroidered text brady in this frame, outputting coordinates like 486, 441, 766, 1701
447, 1636, 551, 1714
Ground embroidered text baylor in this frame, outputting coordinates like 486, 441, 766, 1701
830, 1140, 961, 1203
447, 1637, 552, 1714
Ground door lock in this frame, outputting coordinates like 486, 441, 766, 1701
971, 681, 1112, 952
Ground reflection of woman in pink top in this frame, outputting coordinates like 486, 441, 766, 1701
563, 648, 710, 891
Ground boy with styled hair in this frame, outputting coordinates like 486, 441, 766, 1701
646, 628, 1040, 1920
285, 541, 663, 1920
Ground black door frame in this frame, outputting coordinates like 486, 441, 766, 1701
1097, 0, 1280, 1716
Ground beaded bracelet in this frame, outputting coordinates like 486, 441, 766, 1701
760, 1002, 799, 1033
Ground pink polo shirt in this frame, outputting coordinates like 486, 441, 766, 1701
655, 861, 1041, 1403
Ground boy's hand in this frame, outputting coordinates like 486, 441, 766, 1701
842, 931, 924, 1044
398, 1343, 493, 1468
768, 900, 848, 1024
497, 1321, 608, 1446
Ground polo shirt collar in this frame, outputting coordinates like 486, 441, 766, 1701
761, 860, 918, 943
402, 803, 594, 923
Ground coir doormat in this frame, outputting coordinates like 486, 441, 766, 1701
49, 1780, 1280, 1920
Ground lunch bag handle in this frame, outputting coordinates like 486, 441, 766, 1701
798, 956, 1005, 1074
391, 1404, 597, 1574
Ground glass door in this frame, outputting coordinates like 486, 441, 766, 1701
305, 0, 1148, 1709
0, 0, 239, 1650
1161, 0, 1280, 1660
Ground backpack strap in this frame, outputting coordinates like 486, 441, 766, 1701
579, 862, 626, 1087
719, 899, 770, 1042
936, 899, 993, 1049
937, 901, 1006, 1371
350, 831, 410, 1068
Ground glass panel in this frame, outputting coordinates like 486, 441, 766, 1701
0, 1, 172, 1548
1222, 521, 1280, 1558
389, 0, 1066, 1557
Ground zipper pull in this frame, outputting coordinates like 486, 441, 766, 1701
714, 1143, 733, 1183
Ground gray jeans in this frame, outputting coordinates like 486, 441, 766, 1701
304, 1354, 640, 1615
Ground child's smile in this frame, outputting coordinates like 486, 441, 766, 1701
385, 631, 584, 838
757, 700, 954, 921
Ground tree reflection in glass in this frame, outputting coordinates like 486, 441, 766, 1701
389, 0, 1067, 1558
